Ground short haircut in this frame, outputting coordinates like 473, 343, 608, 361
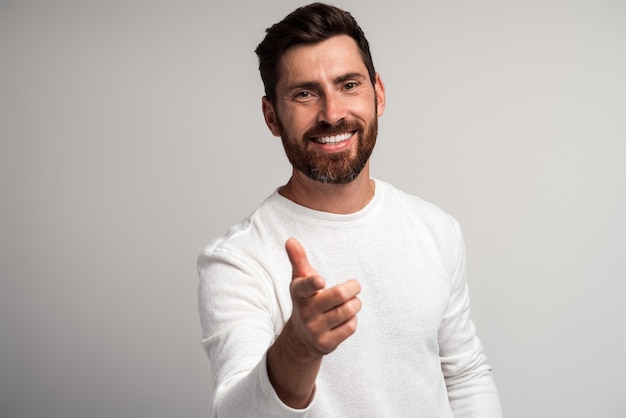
255, 2, 376, 106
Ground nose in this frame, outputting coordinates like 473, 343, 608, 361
318, 92, 347, 125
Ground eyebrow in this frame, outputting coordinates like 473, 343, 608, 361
335, 72, 367, 84
285, 72, 368, 92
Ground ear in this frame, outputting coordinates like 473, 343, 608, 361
374, 73, 386, 117
262, 96, 281, 137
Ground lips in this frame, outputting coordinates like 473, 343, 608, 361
312, 132, 354, 144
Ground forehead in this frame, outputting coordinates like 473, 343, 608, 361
277, 35, 367, 87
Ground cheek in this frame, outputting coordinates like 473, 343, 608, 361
281, 108, 318, 135
355, 105, 378, 123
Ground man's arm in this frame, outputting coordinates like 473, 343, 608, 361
439, 221, 502, 417
266, 238, 361, 409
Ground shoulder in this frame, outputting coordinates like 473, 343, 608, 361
197, 190, 290, 275
377, 179, 461, 234
376, 179, 464, 272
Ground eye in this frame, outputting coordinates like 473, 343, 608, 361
293, 90, 315, 102
344, 82, 358, 90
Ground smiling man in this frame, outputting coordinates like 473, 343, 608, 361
262, 34, 383, 214
197, 3, 502, 417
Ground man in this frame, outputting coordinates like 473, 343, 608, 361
198, 3, 502, 416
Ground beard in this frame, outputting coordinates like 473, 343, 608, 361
277, 113, 378, 185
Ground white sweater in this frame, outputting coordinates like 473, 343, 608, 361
197, 179, 502, 417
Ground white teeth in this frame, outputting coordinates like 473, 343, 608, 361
317, 132, 352, 144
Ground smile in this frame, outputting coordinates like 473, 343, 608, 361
313, 132, 354, 144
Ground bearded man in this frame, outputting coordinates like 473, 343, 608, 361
198, 3, 502, 417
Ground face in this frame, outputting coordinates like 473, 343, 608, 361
262, 35, 385, 184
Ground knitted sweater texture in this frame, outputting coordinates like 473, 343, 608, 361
197, 179, 502, 417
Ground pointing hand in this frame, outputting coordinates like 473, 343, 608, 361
266, 238, 363, 408
285, 237, 362, 355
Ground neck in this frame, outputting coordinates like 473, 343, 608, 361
279, 163, 375, 214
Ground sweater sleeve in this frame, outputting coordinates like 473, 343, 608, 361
438, 220, 503, 417
197, 247, 315, 417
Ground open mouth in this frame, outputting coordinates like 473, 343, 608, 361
311, 131, 354, 144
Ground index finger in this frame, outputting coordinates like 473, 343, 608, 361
291, 274, 325, 299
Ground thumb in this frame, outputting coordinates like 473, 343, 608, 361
285, 237, 317, 280
286, 238, 325, 299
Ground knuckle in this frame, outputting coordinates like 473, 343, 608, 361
304, 316, 325, 337
335, 303, 352, 319
336, 297, 360, 318
344, 317, 358, 335
334, 285, 350, 301
305, 321, 317, 336
316, 335, 336, 353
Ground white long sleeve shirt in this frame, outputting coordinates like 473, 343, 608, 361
198, 179, 502, 417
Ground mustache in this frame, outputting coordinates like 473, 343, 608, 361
304, 120, 363, 139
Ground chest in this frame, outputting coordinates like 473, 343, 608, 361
311, 228, 452, 344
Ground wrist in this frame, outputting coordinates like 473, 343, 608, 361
267, 321, 322, 408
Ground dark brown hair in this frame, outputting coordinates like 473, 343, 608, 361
255, 3, 376, 106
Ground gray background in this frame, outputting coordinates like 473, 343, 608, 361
2, 0, 625, 417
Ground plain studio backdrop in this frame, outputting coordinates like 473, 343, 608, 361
2, 0, 625, 417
